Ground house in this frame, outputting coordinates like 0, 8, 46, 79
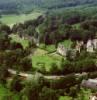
86, 39, 97, 53
86, 39, 94, 53
89, 93, 97, 100
57, 43, 78, 60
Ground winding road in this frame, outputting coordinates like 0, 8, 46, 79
8, 68, 88, 80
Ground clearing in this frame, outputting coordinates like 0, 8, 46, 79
0, 11, 43, 27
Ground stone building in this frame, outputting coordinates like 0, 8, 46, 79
86, 39, 97, 53
75, 41, 84, 53
81, 79, 97, 89
89, 93, 97, 100
57, 44, 68, 56
86, 39, 94, 53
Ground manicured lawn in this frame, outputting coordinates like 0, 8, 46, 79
9, 34, 29, 49
32, 54, 62, 72
0, 11, 43, 26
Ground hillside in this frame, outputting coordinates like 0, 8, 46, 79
0, 0, 97, 14
1, 0, 97, 99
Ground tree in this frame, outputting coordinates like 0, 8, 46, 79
69, 86, 78, 98
0, 64, 9, 84
20, 57, 32, 72
8, 75, 23, 92
0, 33, 10, 50
12, 23, 24, 33
0, 24, 11, 34
21, 76, 44, 100
50, 63, 59, 75
10, 42, 23, 50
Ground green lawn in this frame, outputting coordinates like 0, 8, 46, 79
31, 44, 63, 72
0, 11, 43, 26
39, 44, 56, 52
33, 48, 48, 56
32, 53, 62, 72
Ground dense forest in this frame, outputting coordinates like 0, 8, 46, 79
0, 0, 97, 14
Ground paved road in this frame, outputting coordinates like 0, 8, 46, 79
8, 69, 66, 80
8, 69, 88, 80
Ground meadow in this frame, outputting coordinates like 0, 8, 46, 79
32, 53, 63, 72
0, 11, 43, 26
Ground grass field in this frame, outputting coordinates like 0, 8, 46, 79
33, 48, 48, 56
32, 54, 62, 71
39, 44, 56, 52
32, 48, 63, 72
0, 11, 43, 26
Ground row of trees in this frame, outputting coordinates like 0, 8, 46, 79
38, 16, 97, 45
0, 14, 94, 46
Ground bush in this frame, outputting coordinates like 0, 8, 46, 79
20, 57, 32, 72
46, 75, 76, 89
60, 60, 74, 74
39, 87, 59, 100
